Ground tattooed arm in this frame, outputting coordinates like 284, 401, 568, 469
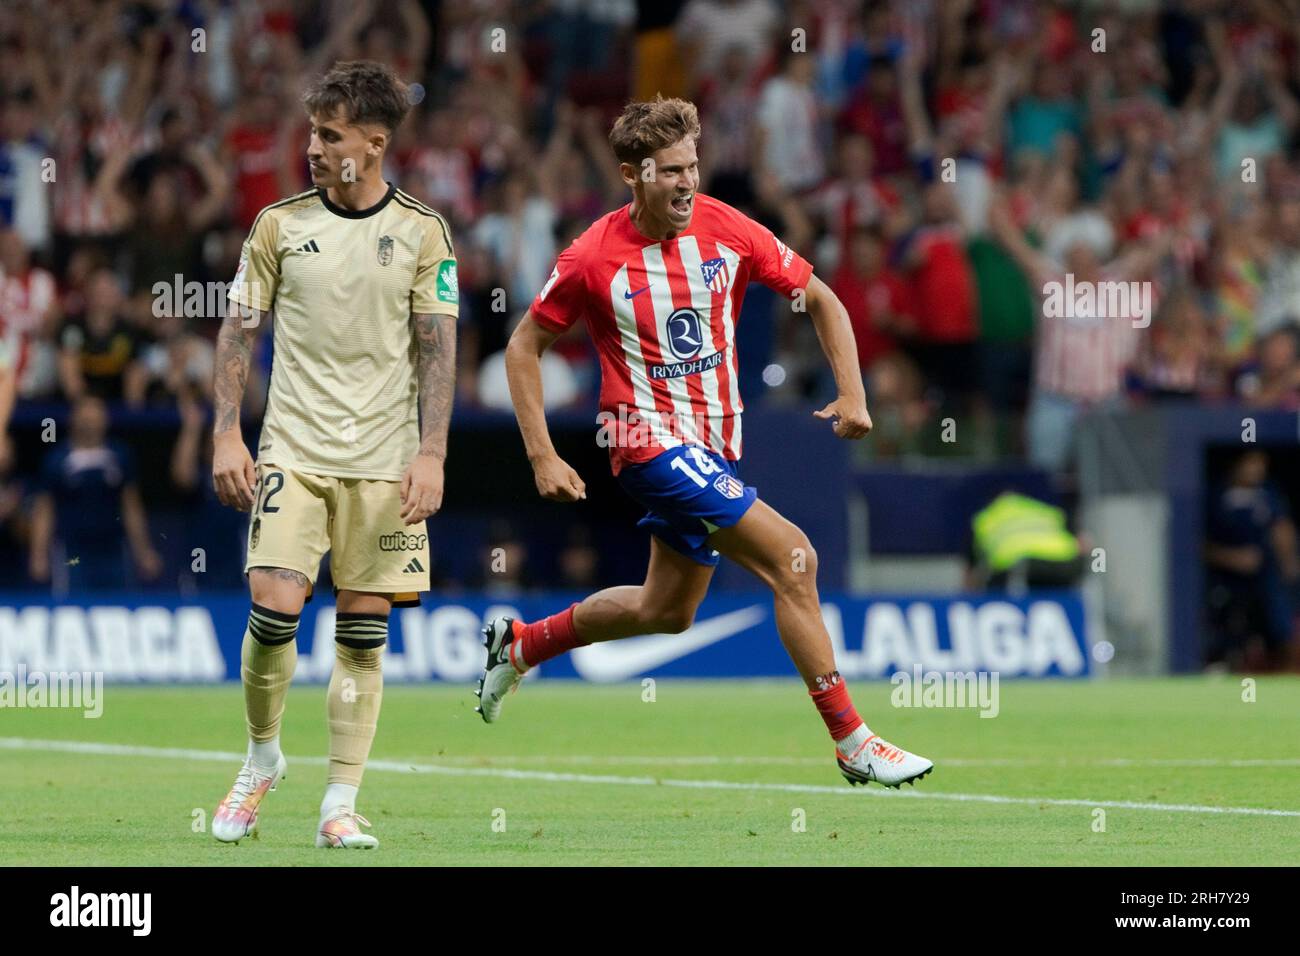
211, 307, 264, 511
400, 311, 457, 524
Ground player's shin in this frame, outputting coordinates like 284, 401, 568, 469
241, 603, 301, 769
325, 613, 387, 810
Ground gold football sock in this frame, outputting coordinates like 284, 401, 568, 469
326, 612, 387, 788
241, 603, 300, 757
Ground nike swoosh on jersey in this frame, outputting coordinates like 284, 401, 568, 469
623, 286, 650, 299
570, 606, 767, 682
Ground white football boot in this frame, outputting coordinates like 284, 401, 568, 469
475, 616, 526, 723
837, 733, 934, 788
213, 753, 287, 843
315, 807, 379, 848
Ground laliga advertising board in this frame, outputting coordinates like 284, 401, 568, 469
0, 592, 1090, 682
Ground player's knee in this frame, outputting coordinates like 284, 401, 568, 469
772, 535, 818, 595
248, 577, 306, 616
248, 567, 309, 613
794, 539, 819, 578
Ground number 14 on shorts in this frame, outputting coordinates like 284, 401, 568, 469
670, 446, 745, 500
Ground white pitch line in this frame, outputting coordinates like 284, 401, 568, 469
4, 737, 1299, 818
363, 754, 1300, 769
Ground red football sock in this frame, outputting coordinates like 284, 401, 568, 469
515, 603, 587, 669
809, 673, 864, 741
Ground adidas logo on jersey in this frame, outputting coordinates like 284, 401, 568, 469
297, 239, 321, 253
403, 558, 425, 573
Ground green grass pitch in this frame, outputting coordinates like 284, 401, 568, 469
2, 678, 1298, 866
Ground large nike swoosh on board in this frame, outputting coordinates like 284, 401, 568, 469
570, 606, 767, 682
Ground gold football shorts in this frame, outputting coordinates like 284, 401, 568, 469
243, 462, 430, 606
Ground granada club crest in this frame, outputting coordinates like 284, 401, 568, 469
377, 234, 394, 266
250, 516, 261, 550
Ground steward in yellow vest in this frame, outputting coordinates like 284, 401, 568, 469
970, 492, 1083, 593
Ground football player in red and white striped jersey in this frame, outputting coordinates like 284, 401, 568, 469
477, 98, 933, 789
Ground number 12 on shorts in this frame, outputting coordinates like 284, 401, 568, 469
254, 470, 284, 514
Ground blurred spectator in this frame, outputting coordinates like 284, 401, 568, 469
221, 90, 300, 232
860, 350, 930, 459
29, 395, 162, 593
140, 313, 216, 408
894, 36, 1010, 415
633, 0, 690, 102
557, 524, 601, 590
124, 107, 200, 203
95, 136, 229, 300
839, 48, 908, 176
1255, 192, 1300, 336
46, 23, 159, 261
1006, 58, 1082, 162
58, 268, 147, 406
472, 172, 558, 316
0, 90, 52, 253
402, 108, 477, 226
472, 519, 537, 595
677, 0, 779, 93
698, 45, 761, 210
0, 228, 60, 401
1210, 32, 1298, 186
898, 180, 978, 413
812, 132, 904, 268
1130, 285, 1216, 400
0, 420, 27, 584
1211, 195, 1271, 373
831, 224, 914, 377
816, 0, 903, 113
968, 229, 1035, 421
754, 44, 824, 194
1205, 450, 1299, 671
477, 347, 580, 414
542, 0, 634, 113
1238, 325, 1300, 410
990, 191, 1173, 470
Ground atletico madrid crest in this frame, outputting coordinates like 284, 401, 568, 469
713, 474, 744, 499
700, 257, 730, 294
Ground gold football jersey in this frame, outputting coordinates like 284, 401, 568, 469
228, 183, 458, 480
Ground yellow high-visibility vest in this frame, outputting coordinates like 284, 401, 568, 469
972, 493, 1079, 573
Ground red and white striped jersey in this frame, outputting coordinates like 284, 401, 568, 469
1034, 267, 1149, 402
530, 194, 813, 475
0, 266, 57, 378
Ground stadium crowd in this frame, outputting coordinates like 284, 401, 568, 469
1, 0, 1300, 631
